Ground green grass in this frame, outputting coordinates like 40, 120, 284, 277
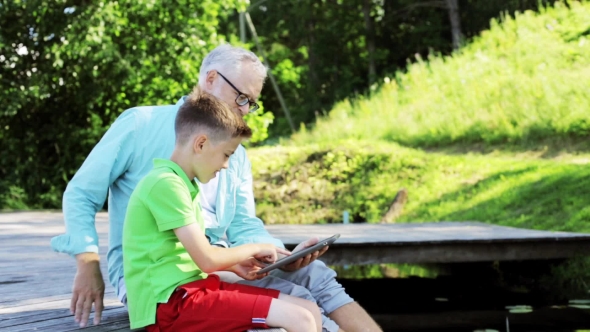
290, 1, 590, 148
250, 141, 590, 233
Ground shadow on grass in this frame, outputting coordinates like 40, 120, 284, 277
411, 164, 590, 233
413, 136, 590, 160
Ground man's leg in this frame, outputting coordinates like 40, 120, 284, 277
328, 302, 382, 332
271, 260, 382, 332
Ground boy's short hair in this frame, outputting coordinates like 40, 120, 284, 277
175, 87, 252, 145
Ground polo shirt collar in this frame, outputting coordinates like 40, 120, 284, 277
153, 158, 198, 198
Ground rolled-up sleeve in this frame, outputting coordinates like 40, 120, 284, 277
51, 110, 137, 256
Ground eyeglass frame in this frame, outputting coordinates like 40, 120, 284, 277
214, 71, 260, 113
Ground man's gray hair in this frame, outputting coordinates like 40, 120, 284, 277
198, 44, 267, 84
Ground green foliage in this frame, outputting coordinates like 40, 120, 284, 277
540, 256, 590, 299
291, 1, 590, 147
250, 141, 590, 233
244, 102, 275, 145
0, 0, 274, 208
248, 0, 547, 137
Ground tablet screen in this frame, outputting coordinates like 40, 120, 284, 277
256, 234, 340, 274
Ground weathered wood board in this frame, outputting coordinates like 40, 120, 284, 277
2, 211, 590, 331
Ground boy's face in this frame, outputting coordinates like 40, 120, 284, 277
193, 135, 243, 183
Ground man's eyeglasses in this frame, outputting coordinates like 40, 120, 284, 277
216, 72, 260, 113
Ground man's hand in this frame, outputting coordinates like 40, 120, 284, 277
280, 237, 329, 272
71, 253, 105, 328
229, 257, 270, 280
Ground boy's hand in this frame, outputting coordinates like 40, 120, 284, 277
230, 258, 269, 280
253, 244, 291, 264
71, 253, 105, 328
280, 237, 329, 272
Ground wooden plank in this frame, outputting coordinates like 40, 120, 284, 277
314, 238, 590, 265
2, 211, 590, 331
0, 306, 128, 332
265, 222, 590, 245
264, 223, 590, 264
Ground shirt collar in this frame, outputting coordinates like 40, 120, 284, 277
153, 158, 198, 197
175, 96, 187, 106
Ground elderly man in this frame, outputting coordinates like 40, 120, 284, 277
51, 44, 381, 332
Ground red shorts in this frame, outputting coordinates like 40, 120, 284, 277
145, 274, 280, 332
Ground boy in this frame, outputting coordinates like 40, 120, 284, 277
122, 88, 322, 332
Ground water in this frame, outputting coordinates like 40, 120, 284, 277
332, 263, 590, 332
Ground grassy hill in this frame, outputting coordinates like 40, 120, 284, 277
251, 1, 590, 228
289, 1, 590, 149
251, 141, 590, 233
249, 1, 590, 292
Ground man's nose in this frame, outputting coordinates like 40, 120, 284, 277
222, 160, 230, 169
237, 104, 249, 116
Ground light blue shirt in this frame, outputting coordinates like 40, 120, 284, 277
51, 97, 284, 295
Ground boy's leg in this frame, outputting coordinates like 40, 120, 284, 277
266, 293, 322, 332
271, 260, 381, 331
239, 275, 341, 332
221, 282, 321, 332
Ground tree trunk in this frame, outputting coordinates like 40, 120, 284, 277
445, 0, 462, 50
307, 11, 321, 113
381, 188, 409, 223
362, 0, 377, 86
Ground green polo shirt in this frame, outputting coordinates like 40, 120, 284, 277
123, 158, 208, 329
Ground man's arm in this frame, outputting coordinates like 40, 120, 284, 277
51, 110, 137, 327
225, 150, 284, 248
225, 148, 326, 271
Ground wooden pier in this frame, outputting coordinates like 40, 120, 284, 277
267, 222, 590, 265
2, 211, 590, 331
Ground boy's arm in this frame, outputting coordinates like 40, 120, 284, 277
174, 223, 284, 273
147, 177, 287, 273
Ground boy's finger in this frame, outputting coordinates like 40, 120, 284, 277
251, 259, 267, 268
276, 247, 291, 256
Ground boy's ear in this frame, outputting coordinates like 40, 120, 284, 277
192, 134, 208, 153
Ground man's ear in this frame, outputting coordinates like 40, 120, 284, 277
205, 70, 217, 90
192, 134, 208, 153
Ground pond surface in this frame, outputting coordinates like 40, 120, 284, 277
333, 262, 590, 332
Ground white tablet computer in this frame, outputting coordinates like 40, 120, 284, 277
256, 234, 340, 274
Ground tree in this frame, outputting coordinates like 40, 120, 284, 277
0, 0, 242, 208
